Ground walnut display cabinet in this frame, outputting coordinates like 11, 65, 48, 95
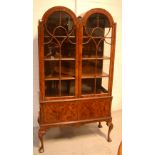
38, 6, 116, 153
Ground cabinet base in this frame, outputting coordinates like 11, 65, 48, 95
38, 118, 113, 153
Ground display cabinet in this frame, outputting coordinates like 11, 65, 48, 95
38, 6, 116, 153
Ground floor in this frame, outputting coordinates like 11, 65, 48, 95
33, 110, 122, 155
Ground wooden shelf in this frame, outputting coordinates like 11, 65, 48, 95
44, 36, 75, 38
82, 75, 95, 79
45, 77, 75, 81
82, 72, 109, 79
61, 77, 75, 80
96, 72, 109, 77
82, 56, 110, 60
44, 58, 75, 61
44, 58, 59, 61
45, 77, 60, 80
61, 58, 75, 60
45, 57, 110, 61
45, 73, 75, 80
83, 36, 111, 39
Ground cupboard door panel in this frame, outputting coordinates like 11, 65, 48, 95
41, 101, 78, 124
78, 98, 111, 120
42, 103, 58, 123
78, 100, 101, 120
59, 101, 78, 122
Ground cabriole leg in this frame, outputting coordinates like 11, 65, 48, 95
106, 120, 113, 142
38, 128, 46, 153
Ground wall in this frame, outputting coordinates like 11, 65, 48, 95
33, 0, 122, 126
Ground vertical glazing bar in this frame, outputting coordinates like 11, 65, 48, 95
59, 47, 61, 96
75, 20, 79, 97
59, 11, 62, 96
102, 24, 105, 76
97, 14, 99, 27
103, 17, 105, 28
78, 18, 83, 96
94, 45, 97, 95
94, 14, 99, 94
59, 11, 62, 26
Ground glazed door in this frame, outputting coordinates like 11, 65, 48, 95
39, 8, 78, 100
79, 11, 114, 97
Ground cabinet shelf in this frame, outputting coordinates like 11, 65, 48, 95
44, 58, 75, 61
96, 72, 109, 77
82, 56, 110, 60
45, 73, 75, 80
82, 72, 109, 79
83, 36, 111, 39
44, 36, 75, 38
44, 56, 110, 61
45, 76, 75, 81
61, 77, 75, 80
45, 77, 60, 80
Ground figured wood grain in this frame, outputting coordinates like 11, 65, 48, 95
41, 101, 78, 124
41, 98, 111, 124
78, 98, 111, 120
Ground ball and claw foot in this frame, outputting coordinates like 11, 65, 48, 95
106, 121, 113, 142
98, 121, 102, 128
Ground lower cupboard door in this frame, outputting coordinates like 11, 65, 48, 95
78, 98, 111, 120
41, 101, 78, 124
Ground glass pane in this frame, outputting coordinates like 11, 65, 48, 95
83, 13, 112, 60
96, 60, 110, 76
97, 40, 104, 58
44, 11, 76, 98
105, 27, 112, 37
86, 13, 110, 29
97, 39, 111, 58
45, 11, 60, 33
44, 11, 75, 59
44, 61, 59, 78
61, 80, 75, 96
103, 38, 111, 57
45, 11, 74, 35
82, 39, 96, 58
44, 40, 60, 59
45, 81, 59, 97
92, 27, 104, 37
82, 79, 95, 94
82, 60, 96, 77
61, 39, 76, 58
96, 78, 108, 94
61, 12, 74, 33
81, 13, 111, 96
61, 61, 75, 78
